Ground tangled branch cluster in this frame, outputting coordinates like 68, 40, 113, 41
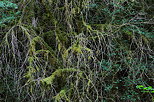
0, 0, 154, 102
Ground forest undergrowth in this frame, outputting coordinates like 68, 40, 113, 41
0, 0, 154, 102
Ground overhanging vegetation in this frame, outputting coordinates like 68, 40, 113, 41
0, 0, 154, 101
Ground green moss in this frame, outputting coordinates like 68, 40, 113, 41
41, 68, 82, 85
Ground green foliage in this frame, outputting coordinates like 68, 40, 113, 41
0, 1, 20, 25
136, 85, 154, 93
0, 0, 153, 101
0, 1, 18, 9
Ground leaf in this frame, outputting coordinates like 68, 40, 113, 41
86, 4, 98, 8
0, 1, 18, 9
136, 85, 144, 89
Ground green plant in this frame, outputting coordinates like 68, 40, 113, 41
136, 85, 154, 93
41, 68, 82, 85
0, 1, 20, 25
0, 0, 153, 101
